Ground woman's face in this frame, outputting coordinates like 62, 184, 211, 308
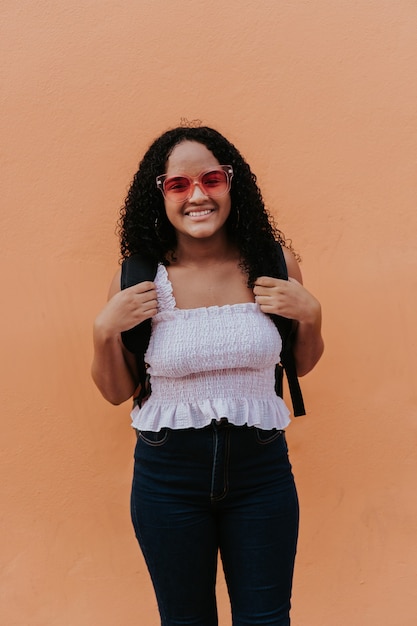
162, 141, 232, 243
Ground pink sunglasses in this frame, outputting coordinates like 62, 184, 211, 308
156, 165, 233, 203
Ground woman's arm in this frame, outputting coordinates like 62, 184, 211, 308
253, 248, 324, 377
91, 270, 158, 404
282, 248, 324, 376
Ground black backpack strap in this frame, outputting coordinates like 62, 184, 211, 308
120, 254, 158, 406
272, 244, 306, 417
279, 331, 306, 417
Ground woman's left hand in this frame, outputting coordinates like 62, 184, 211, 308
253, 276, 321, 325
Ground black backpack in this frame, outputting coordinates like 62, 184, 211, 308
120, 245, 305, 416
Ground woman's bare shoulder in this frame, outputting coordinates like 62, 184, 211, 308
282, 247, 303, 284
108, 268, 122, 299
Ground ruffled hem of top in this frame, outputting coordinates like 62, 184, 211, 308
130, 396, 291, 432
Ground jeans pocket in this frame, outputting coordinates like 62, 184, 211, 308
254, 427, 284, 445
138, 428, 170, 447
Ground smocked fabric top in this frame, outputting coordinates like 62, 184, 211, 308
130, 264, 291, 432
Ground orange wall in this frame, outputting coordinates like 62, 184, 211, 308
1, 1, 417, 624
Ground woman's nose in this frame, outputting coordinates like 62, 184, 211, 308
188, 181, 209, 202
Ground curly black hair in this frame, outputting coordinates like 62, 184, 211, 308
118, 126, 294, 286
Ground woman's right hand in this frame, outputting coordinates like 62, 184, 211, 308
94, 280, 158, 339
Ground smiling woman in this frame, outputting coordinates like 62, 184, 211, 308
161, 141, 233, 242
91, 125, 324, 625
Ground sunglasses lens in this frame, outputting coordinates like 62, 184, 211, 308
201, 170, 229, 196
163, 176, 191, 201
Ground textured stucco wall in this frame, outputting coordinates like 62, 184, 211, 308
1, 1, 417, 624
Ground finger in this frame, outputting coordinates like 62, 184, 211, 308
128, 281, 156, 294
255, 277, 290, 290
142, 298, 158, 312
254, 282, 287, 297
138, 291, 157, 304
254, 276, 278, 288
254, 294, 271, 305
257, 302, 279, 314
253, 284, 275, 297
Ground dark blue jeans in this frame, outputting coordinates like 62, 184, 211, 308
131, 421, 299, 626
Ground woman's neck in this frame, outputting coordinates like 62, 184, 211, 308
171, 234, 239, 268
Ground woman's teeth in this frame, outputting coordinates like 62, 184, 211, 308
187, 209, 213, 217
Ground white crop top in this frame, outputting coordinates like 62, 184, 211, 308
130, 264, 291, 431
